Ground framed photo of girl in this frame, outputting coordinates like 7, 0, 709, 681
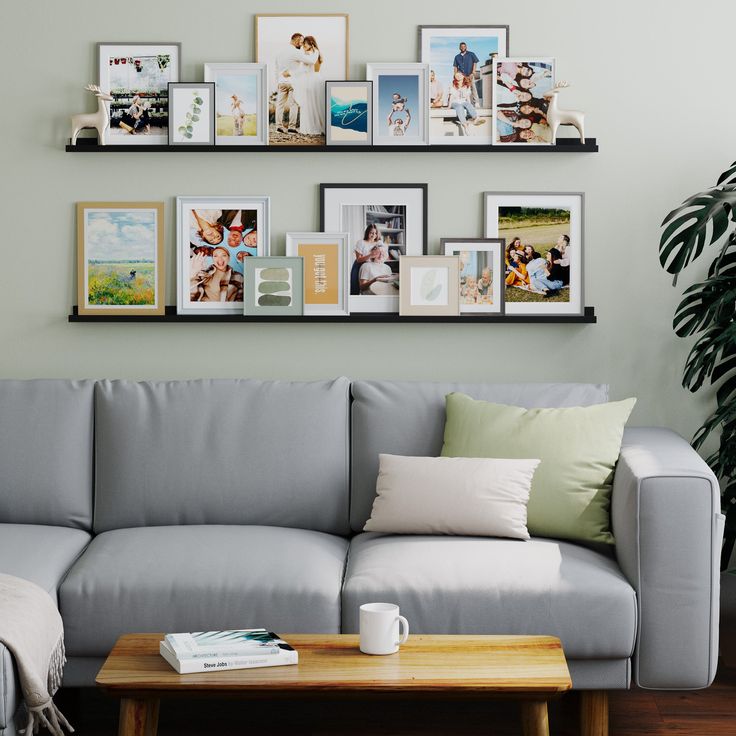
285, 232, 350, 315
320, 183, 428, 313
484, 192, 584, 316
97, 42, 181, 145
441, 238, 505, 314
255, 14, 349, 146
366, 63, 430, 146
176, 196, 270, 315
492, 57, 555, 145
419, 25, 509, 145
77, 202, 165, 316
204, 63, 269, 146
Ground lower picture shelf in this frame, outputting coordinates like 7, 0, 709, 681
69, 306, 596, 324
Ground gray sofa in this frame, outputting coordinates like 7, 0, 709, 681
0, 378, 724, 734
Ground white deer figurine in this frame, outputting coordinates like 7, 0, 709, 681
543, 81, 585, 144
71, 84, 113, 146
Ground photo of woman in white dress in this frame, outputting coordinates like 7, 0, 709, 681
291, 35, 325, 136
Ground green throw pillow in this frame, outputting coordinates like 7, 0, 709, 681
441, 393, 636, 545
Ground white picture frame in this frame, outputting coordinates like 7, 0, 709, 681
321, 184, 428, 313
492, 57, 555, 146
285, 232, 350, 315
419, 25, 509, 146
203, 63, 269, 146
366, 63, 429, 146
176, 196, 270, 315
97, 42, 181, 146
483, 191, 583, 316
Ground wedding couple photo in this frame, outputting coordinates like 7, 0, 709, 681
256, 14, 349, 145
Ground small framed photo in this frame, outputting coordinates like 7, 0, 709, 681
244, 257, 303, 316
77, 202, 164, 316
399, 256, 459, 317
97, 42, 181, 145
168, 83, 215, 145
442, 238, 505, 314
321, 183, 428, 313
484, 192, 583, 316
493, 58, 555, 145
176, 196, 270, 315
419, 25, 509, 145
366, 63, 429, 146
325, 81, 372, 145
285, 232, 350, 315
204, 63, 268, 146
255, 13, 349, 146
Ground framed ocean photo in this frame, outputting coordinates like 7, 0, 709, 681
77, 202, 164, 316
326, 81, 372, 145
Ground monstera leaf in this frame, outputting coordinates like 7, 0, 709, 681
659, 186, 736, 274
662, 161, 736, 570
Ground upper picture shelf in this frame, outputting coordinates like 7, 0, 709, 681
65, 138, 598, 154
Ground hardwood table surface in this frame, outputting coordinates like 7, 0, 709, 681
96, 633, 571, 696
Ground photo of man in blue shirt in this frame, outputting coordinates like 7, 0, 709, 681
453, 42, 480, 104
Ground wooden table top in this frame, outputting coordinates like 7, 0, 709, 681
96, 634, 571, 697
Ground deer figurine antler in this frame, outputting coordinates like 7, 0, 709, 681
71, 84, 114, 146
543, 80, 585, 144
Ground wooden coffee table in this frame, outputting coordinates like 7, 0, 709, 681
97, 633, 573, 736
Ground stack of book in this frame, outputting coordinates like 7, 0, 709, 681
159, 629, 298, 674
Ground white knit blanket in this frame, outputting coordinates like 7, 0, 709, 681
0, 574, 73, 735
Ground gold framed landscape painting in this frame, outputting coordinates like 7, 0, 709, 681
77, 202, 164, 316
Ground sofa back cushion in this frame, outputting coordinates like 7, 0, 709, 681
350, 380, 609, 532
0, 380, 94, 529
94, 378, 350, 535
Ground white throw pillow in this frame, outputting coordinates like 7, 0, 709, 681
363, 454, 540, 540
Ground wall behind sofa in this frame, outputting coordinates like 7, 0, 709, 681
0, 0, 733, 440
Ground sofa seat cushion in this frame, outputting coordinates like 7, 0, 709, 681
0, 524, 91, 602
341, 533, 636, 659
60, 525, 349, 657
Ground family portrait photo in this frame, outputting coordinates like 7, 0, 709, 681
493, 57, 555, 145
320, 184, 427, 312
420, 26, 509, 144
368, 64, 429, 146
77, 202, 164, 316
98, 43, 180, 145
256, 14, 349, 146
442, 239, 504, 314
204, 63, 268, 146
484, 192, 583, 315
326, 81, 372, 145
176, 196, 269, 315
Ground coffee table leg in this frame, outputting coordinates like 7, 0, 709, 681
581, 690, 609, 736
118, 697, 160, 736
521, 700, 549, 736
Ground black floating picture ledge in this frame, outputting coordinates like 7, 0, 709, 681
65, 138, 598, 154
68, 306, 596, 324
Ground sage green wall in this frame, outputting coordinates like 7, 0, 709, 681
0, 0, 732, 440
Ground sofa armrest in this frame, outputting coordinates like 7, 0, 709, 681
612, 427, 724, 689
0, 642, 20, 734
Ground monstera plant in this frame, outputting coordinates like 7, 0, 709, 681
659, 161, 736, 569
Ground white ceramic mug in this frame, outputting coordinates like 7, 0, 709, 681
359, 602, 410, 655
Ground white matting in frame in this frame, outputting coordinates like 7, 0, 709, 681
321, 184, 428, 313
484, 192, 583, 316
204, 63, 269, 146
285, 232, 350, 315
176, 195, 270, 315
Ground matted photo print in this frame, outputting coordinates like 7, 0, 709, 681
484, 192, 583, 315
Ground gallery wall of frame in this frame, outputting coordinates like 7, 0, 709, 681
67, 15, 597, 325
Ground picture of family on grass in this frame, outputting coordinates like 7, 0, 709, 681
188, 209, 258, 303
498, 206, 571, 302
494, 58, 554, 144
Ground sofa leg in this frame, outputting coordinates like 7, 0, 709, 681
520, 700, 549, 736
118, 697, 159, 736
581, 690, 608, 736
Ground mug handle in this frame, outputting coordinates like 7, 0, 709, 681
397, 615, 410, 645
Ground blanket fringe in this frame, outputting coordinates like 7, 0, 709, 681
19, 700, 74, 736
